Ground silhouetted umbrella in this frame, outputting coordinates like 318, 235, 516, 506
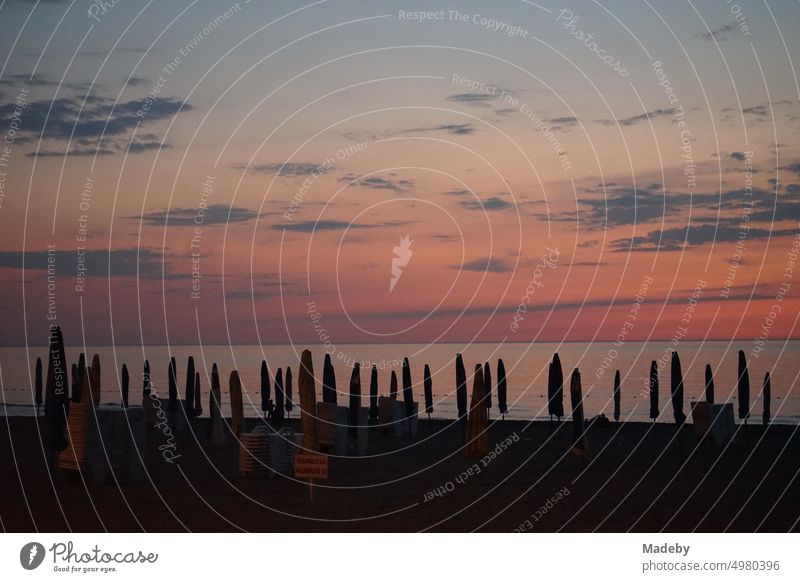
209, 363, 224, 445
322, 353, 337, 404
168, 357, 177, 413
229, 370, 244, 437
44, 326, 69, 472
613, 370, 621, 422
349, 363, 361, 438
285, 366, 293, 418
705, 364, 714, 404
738, 350, 750, 422
298, 350, 318, 450
369, 365, 379, 421
483, 362, 492, 418
649, 361, 659, 422
273, 368, 285, 425
497, 358, 508, 416
194, 371, 202, 417
548, 353, 564, 421
260, 360, 272, 419
670, 352, 686, 424
456, 353, 467, 419
570, 368, 587, 455
71, 364, 78, 402
35, 357, 43, 416
402, 357, 415, 422
121, 364, 129, 408
762, 372, 771, 426
184, 356, 195, 419
74, 353, 85, 403
423, 364, 433, 417
466, 364, 488, 456
389, 370, 398, 399
88, 354, 101, 407
143, 359, 151, 394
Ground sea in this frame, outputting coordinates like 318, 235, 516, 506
1, 341, 798, 424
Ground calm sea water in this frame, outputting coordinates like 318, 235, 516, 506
2, 341, 798, 423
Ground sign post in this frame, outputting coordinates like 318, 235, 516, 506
294, 453, 328, 502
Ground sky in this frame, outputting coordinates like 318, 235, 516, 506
1, 0, 799, 347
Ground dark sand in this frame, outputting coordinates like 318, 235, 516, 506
1, 415, 798, 532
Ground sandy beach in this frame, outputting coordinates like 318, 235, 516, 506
2, 415, 797, 532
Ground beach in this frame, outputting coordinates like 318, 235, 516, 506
2, 415, 797, 532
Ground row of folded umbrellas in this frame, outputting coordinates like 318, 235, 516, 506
37, 327, 773, 458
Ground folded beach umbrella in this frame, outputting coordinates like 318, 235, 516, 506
570, 368, 587, 454
423, 364, 433, 416
209, 363, 224, 445
273, 368, 285, 425
88, 354, 102, 408
649, 361, 659, 422
762, 372, 771, 426
349, 363, 361, 438
44, 326, 69, 464
74, 353, 86, 403
390, 370, 398, 399
322, 353, 337, 404
497, 359, 508, 416
705, 364, 714, 404
613, 369, 621, 422
194, 371, 202, 417
260, 360, 272, 418
229, 370, 244, 437
670, 352, 686, 424
35, 357, 43, 415
369, 365, 379, 421
483, 362, 492, 415
402, 357, 415, 421
184, 356, 195, 419
738, 350, 750, 422
548, 354, 565, 420
298, 350, 318, 450
456, 353, 467, 419
466, 364, 488, 456
285, 366, 293, 417
142, 359, 151, 400
168, 356, 177, 413
121, 364, 129, 408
